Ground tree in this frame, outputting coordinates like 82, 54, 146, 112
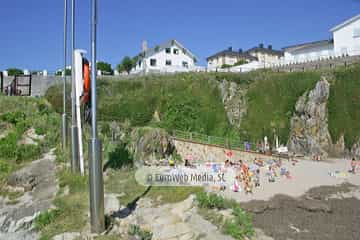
6, 68, 23, 76
117, 56, 133, 74
55, 69, 71, 76
97, 61, 113, 75
132, 55, 139, 67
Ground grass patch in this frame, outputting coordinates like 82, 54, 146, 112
36, 170, 89, 240
239, 71, 320, 143
0, 96, 60, 199
105, 168, 202, 206
196, 192, 254, 240
328, 64, 360, 148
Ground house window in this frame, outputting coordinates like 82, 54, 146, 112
353, 28, 360, 38
182, 61, 189, 68
165, 48, 171, 54
166, 60, 172, 66
150, 59, 156, 66
173, 48, 179, 55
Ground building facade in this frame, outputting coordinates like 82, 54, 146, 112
282, 13, 360, 64
132, 40, 197, 74
206, 47, 257, 69
246, 44, 283, 66
331, 14, 360, 56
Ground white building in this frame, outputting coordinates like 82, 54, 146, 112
206, 47, 257, 70
282, 13, 360, 64
132, 39, 198, 74
331, 14, 360, 56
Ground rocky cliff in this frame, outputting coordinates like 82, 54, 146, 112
218, 79, 247, 128
127, 127, 176, 167
288, 77, 335, 157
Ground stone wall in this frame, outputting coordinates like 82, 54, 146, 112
173, 139, 279, 164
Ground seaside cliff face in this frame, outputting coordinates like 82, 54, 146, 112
287, 78, 334, 157
218, 79, 248, 129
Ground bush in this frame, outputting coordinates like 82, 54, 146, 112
34, 209, 62, 231
196, 192, 254, 240
196, 192, 236, 210
221, 64, 232, 69
16, 145, 41, 163
128, 224, 153, 240
223, 207, 254, 239
104, 143, 133, 170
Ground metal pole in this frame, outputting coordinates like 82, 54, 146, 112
62, 0, 68, 149
71, 0, 80, 172
89, 0, 104, 233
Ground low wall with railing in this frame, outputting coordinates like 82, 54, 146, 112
270, 55, 360, 72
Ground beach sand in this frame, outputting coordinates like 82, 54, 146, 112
222, 158, 360, 202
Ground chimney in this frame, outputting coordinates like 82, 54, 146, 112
142, 40, 148, 52
268, 45, 272, 50
238, 48, 243, 53
259, 43, 264, 48
228, 46, 233, 51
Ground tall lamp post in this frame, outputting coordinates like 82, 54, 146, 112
70, 0, 80, 172
62, 0, 68, 149
89, 0, 105, 233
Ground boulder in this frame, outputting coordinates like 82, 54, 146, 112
288, 77, 333, 157
127, 127, 175, 167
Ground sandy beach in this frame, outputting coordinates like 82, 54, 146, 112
221, 158, 360, 202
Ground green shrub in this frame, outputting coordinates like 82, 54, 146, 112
221, 64, 232, 69
128, 224, 153, 240
34, 209, 62, 231
104, 143, 133, 170
16, 144, 41, 163
196, 192, 254, 240
233, 60, 248, 66
196, 192, 236, 210
223, 207, 254, 239
0, 111, 26, 125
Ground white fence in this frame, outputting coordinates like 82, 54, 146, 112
269, 49, 360, 68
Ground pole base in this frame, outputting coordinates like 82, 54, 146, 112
62, 113, 67, 149
70, 125, 80, 172
88, 138, 105, 233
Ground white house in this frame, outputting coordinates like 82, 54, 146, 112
206, 47, 257, 70
331, 14, 360, 56
282, 13, 360, 64
132, 40, 198, 74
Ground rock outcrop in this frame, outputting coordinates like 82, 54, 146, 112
218, 79, 247, 128
127, 127, 176, 167
288, 77, 334, 157
0, 150, 58, 240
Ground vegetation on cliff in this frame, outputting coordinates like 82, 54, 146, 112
45, 64, 360, 147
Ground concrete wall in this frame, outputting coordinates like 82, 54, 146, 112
2, 76, 68, 96
333, 18, 360, 55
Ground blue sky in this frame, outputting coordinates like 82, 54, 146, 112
0, 0, 359, 71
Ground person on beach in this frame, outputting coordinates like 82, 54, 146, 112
254, 169, 260, 187
351, 158, 357, 174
